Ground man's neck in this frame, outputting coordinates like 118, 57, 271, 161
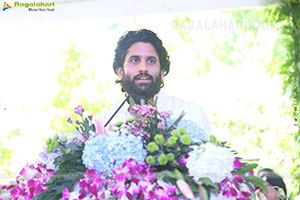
148, 97, 154, 105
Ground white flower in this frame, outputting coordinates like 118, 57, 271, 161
186, 143, 235, 183
39, 146, 62, 170
210, 192, 235, 200
68, 190, 81, 199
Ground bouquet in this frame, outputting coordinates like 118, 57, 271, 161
0, 98, 271, 200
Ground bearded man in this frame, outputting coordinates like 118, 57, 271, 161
95, 29, 213, 137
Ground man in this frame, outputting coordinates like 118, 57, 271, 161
258, 168, 275, 178
95, 29, 213, 137
257, 168, 287, 200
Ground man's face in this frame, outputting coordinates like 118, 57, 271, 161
117, 42, 164, 99
262, 184, 280, 200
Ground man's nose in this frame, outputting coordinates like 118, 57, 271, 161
138, 60, 148, 72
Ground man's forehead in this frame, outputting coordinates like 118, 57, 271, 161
126, 42, 159, 58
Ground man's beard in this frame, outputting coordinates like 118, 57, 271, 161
120, 72, 162, 99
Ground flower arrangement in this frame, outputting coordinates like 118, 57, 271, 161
0, 100, 270, 200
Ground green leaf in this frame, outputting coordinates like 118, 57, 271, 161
243, 175, 268, 193
198, 185, 209, 200
36, 143, 86, 199
198, 177, 219, 189
158, 170, 177, 179
153, 97, 158, 107
129, 96, 136, 106
174, 168, 185, 180
166, 111, 185, 132
184, 177, 199, 193
140, 98, 146, 106
209, 135, 217, 145
233, 163, 258, 175
244, 181, 256, 192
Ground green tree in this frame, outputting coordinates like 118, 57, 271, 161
50, 45, 109, 133
264, 1, 300, 198
231, 2, 300, 198
173, 4, 299, 199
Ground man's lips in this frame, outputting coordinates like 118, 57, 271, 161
136, 75, 151, 80
134, 74, 152, 83
135, 79, 151, 84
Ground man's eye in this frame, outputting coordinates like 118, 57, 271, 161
130, 58, 139, 63
273, 186, 279, 191
148, 59, 156, 64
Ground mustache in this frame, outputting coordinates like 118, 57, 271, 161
133, 72, 153, 81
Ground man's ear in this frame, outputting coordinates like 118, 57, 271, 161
160, 69, 165, 81
116, 67, 123, 79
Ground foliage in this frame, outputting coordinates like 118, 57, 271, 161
33, 144, 85, 200
172, 4, 299, 199
231, 1, 300, 198
231, 4, 300, 198
5, 101, 265, 199
34, 106, 93, 200
50, 45, 109, 133
264, 1, 300, 199
0, 129, 21, 179
0, 129, 21, 166
0, 142, 12, 166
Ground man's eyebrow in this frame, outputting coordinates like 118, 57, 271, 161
147, 56, 158, 60
129, 55, 158, 60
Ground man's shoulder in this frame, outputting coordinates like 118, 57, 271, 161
156, 91, 213, 136
156, 91, 205, 112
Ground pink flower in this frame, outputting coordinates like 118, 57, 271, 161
233, 158, 243, 169
27, 179, 35, 188
157, 121, 166, 130
60, 188, 70, 199
176, 179, 194, 199
67, 117, 72, 123
233, 175, 245, 183
1, 162, 54, 199
219, 176, 252, 199
247, 170, 254, 175
74, 105, 84, 115
239, 191, 252, 199
220, 177, 239, 197
77, 169, 107, 198
179, 158, 187, 166
95, 119, 106, 135
159, 111, 172, 119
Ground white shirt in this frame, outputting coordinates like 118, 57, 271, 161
94, 90, 213, 137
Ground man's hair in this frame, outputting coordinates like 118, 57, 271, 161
263, 173, 287, 196
258, 168, 274, 175
113, 29, 170, 76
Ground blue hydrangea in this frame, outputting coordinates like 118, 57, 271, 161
167, 119, 208, 143
82, 132, 147, 173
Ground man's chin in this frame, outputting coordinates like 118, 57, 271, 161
133, 89, 150, 96
135, 83, 152, 91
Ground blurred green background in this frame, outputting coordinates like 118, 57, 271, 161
0, 1, 299, 199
